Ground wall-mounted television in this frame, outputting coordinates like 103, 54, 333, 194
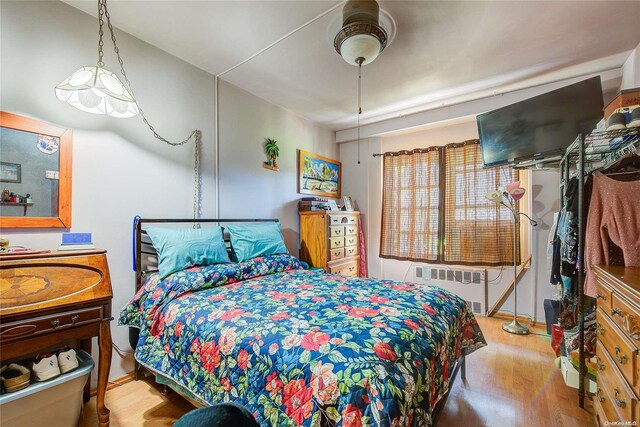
477, 77, 604, 167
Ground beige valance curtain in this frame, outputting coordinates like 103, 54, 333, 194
380, 140, 519, 266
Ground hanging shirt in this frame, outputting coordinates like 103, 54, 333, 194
584, 172, 640, 296
559, 177, 579, 276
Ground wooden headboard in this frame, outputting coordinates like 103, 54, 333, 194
134, 218, 279, 292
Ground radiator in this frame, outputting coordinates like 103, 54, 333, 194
414, 265, 487, 316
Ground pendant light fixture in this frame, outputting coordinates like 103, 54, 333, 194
55, 0, 137, 118
55, 0, 202, 219
334, 0, 388, 66
334, 0, 389, 164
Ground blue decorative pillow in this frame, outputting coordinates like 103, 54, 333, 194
226, 223, 289, 262
146, 226, 231, 279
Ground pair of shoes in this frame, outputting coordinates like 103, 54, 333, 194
0, 364, 31, 393
32, 348, 78, 382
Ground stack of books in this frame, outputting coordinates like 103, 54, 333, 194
58, 233, 95, 251
298, 197, 329, 211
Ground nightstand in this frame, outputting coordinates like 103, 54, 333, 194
0, 250, 113, 427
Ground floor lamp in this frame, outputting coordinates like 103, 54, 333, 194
486, 181, 537, 335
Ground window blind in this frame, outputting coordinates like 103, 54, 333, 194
380, 140, 519, 266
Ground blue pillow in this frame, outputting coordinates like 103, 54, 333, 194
146, 226, 231, 279
226, 223, 288, 262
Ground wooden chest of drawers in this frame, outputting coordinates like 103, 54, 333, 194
299, 211, 360, 277
0, 250, 113, 427
593, 265, 640, 426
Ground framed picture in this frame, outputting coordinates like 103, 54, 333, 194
342, 195, 354, 211
298, 150, 341, 198
0, 162, 21, 183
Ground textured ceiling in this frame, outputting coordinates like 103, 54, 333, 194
64, 1, 640, 130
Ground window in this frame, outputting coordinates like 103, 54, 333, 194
380, 140, 519, 266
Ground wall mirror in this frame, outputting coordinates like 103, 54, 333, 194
0, 111, 72, 228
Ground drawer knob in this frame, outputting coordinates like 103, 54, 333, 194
614, 387, 626, 408
596, 292, 607, 301
596, 322, 605, 335
51, 319, 60, 328
611, 307, 624, 317
597, 363, 605, 371
71, 314, 80, 324
615, 346, 628, 364
596, 387, 606, 402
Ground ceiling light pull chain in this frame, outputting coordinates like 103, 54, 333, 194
100, 0, 202, 220
357, 57, 363, 165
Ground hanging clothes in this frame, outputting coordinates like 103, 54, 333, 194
558, 177, 579, 276
584, 172, 640, 296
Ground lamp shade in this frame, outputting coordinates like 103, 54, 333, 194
55, 66, 139, 118
485, 190, 502, 203
506, 181, 526, 201
338, 33, 382, 65
334, 1, 387, 66
509, 187, 526, 201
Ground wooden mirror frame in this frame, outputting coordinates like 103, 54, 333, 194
0, 112, 72, 228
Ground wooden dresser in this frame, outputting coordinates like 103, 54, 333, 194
299, 211, 360, 277
0, 250, 113, 427
593, 265, 640, 426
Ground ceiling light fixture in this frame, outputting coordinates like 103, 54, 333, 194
54, 0, 202, 219
334, 0, 388, 164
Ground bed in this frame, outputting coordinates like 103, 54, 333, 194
121, 218, 487, 426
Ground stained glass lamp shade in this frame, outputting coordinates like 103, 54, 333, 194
55, 66, 138, 118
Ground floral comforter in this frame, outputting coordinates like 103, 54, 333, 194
120, 254, 486, 427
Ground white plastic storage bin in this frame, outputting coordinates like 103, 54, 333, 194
0, 349, 94, 427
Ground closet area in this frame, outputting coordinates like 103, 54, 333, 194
547, 125, 640, 423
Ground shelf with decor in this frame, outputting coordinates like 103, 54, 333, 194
0, 201, 34, 216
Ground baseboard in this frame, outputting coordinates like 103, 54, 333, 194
90, 372, 136, 397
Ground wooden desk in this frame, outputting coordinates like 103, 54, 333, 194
0, 250, 113, 427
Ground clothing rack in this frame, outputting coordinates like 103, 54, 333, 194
558, 127, 639, 408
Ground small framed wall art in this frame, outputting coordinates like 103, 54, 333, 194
0, 162, 21, 183
298, 150, 341, 198
342, 195, 354, 211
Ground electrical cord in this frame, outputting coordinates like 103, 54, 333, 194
112, 342, 134, 355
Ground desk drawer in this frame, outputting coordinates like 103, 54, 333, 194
612, 293, 640, 348
345, 245, 359, 257
345, 236, 358, 247
597, 340, 638, 423
328, 214, 357, 225
345, 225, 358, 236
0, 306, 103, 340
328, 259, 358, 277
329, 248, 345, 261
597, 309, 638, 394
329, 237, 345, 249
329, 226, 345, 237
597, 278, 614, 312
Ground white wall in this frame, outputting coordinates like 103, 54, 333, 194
217, 80, 337, 254
621, 41, 640, 89
340, 119, 561, 323
1, 0, 218, 381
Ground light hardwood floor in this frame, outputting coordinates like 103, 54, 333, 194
79, 316, 595, 426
